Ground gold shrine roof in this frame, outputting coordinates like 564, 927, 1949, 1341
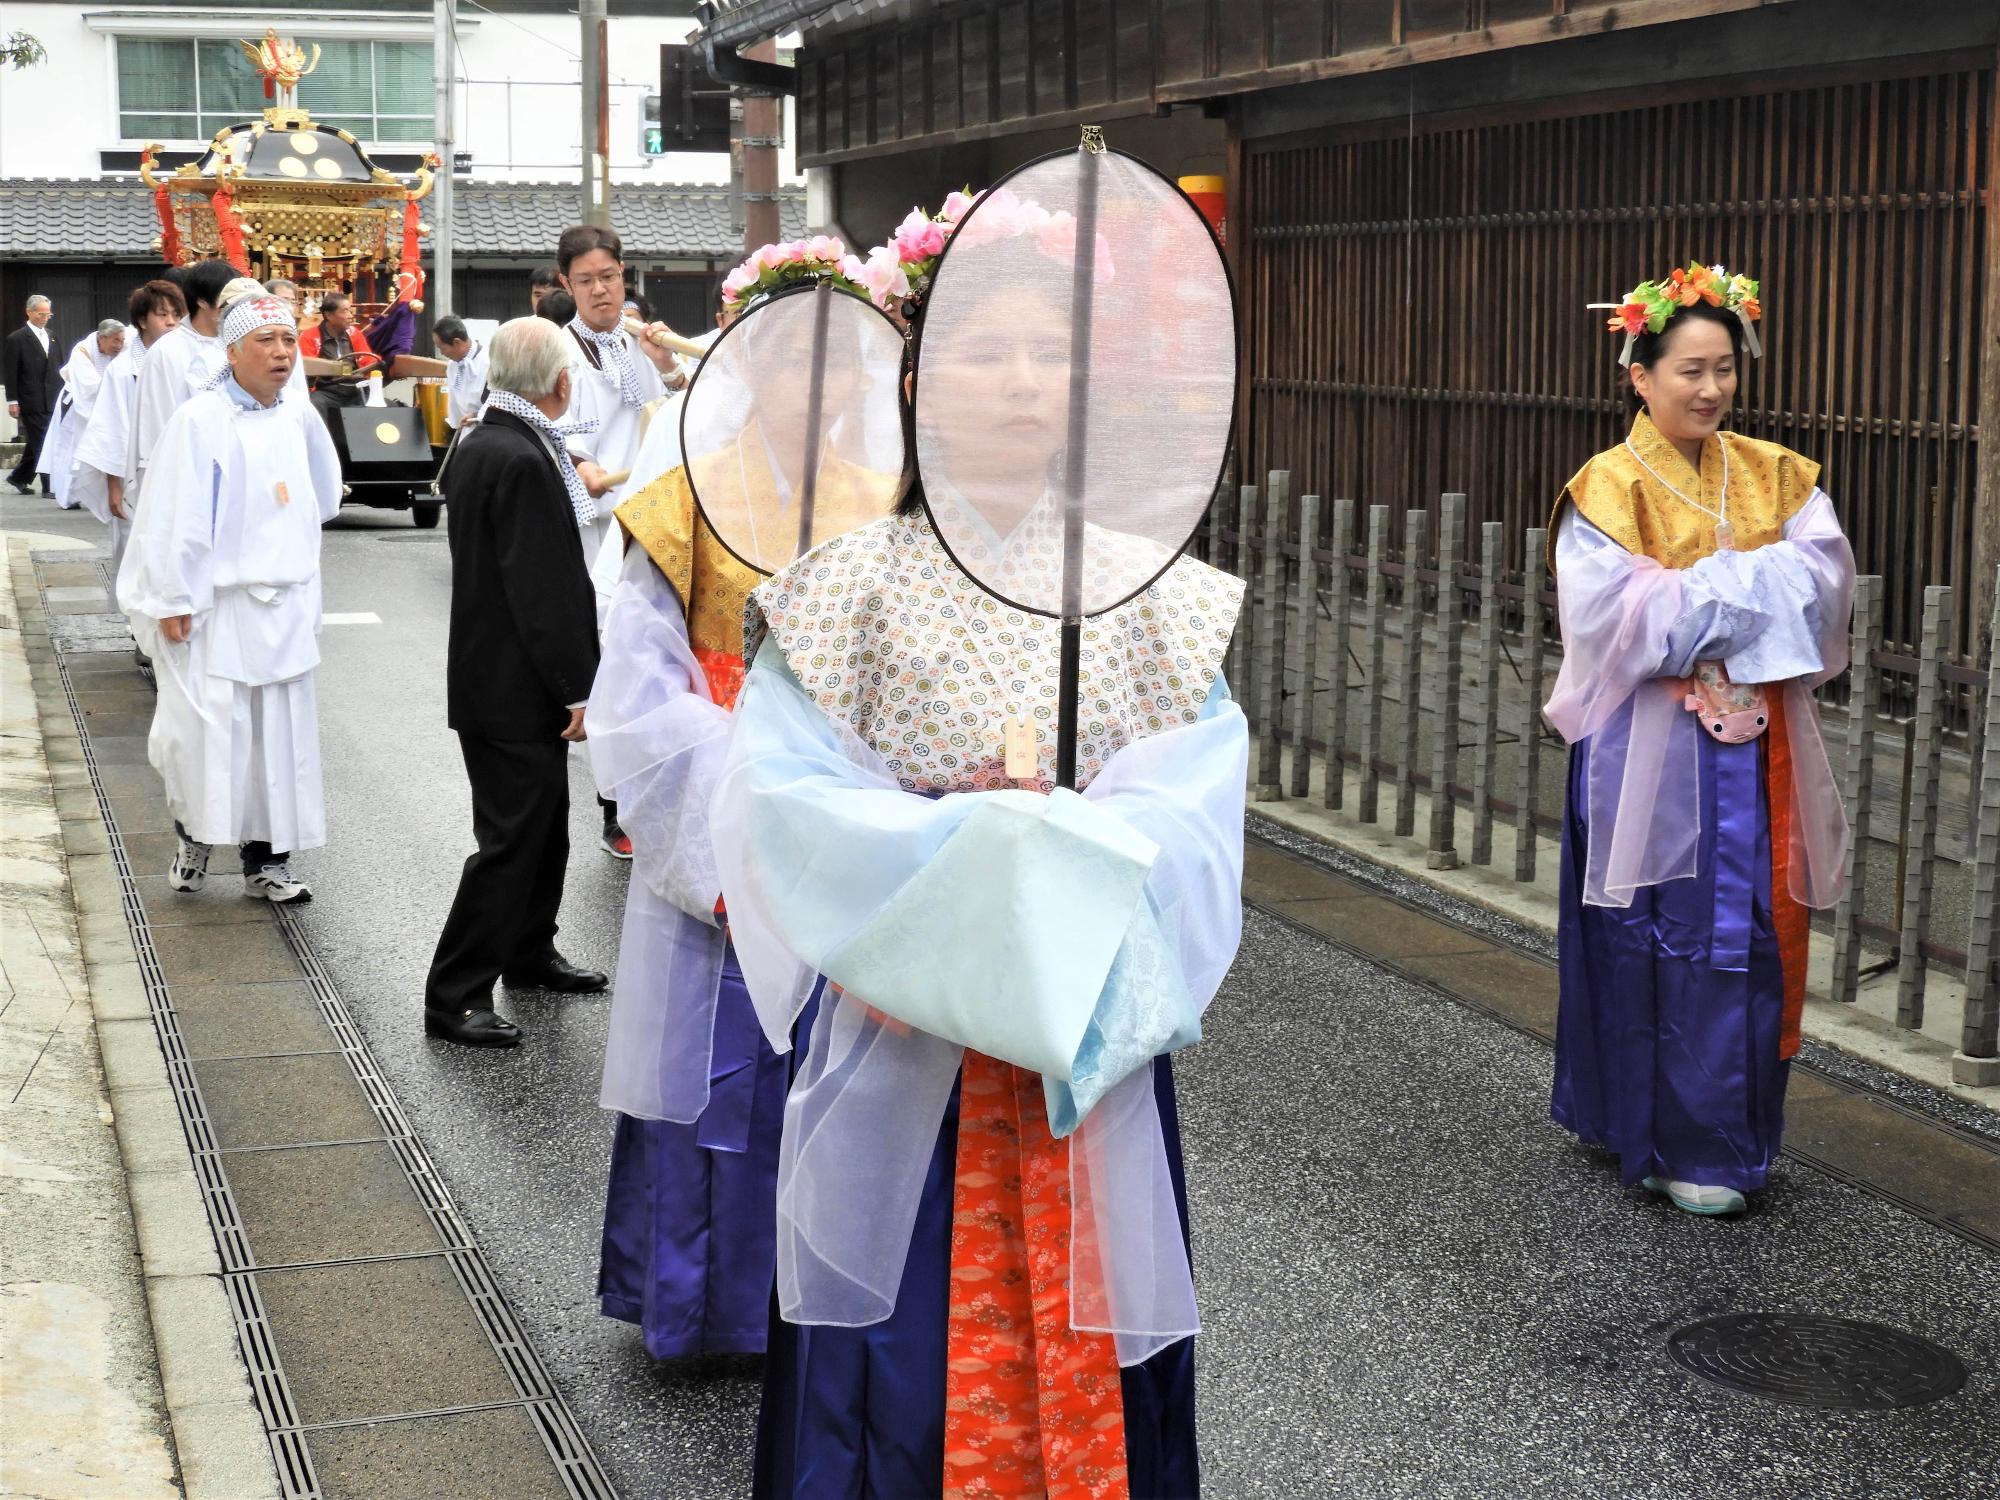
152, 109, 427, 200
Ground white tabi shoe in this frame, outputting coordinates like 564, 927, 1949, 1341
168, 832, 211, 892
244, 863, 313, 904
1643, 1176, 1748, 1216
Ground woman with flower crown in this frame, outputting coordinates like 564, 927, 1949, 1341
585, 241, 900, 1362
1544, 265, 1856, 1216
715, 174, 1242, 1499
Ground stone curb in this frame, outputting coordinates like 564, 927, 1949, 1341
6, 536, 281, 1500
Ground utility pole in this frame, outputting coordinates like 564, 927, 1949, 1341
579, 0, 611, 227
431, 0, 454, 316
740, 38, 780, 253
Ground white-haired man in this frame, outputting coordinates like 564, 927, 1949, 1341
424, 317, 605, 1048
39, 319, 126, 508
117, 294, 340, 905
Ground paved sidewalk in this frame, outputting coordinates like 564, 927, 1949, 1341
2, 533, 181, 1499
5, 538, 608, 1500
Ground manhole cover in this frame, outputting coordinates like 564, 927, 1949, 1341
1668, 1314, 1967, 1409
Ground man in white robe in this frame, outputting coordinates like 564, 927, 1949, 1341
39, 320, 125, 508
132, 259, 237, 505
555, 223, 683, 556
73, 279, 186, 571
116, 294, 341, 904
554, 223, 685, 859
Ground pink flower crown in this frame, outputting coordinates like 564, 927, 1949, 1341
720, 236, 870, 310
857, 185, 1115, 319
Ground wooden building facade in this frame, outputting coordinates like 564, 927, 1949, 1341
787, 0, 2000, 656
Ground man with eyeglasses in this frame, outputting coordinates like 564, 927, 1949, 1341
555, 223, 684, 859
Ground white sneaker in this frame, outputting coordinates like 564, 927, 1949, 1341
168, 832, 211, 891
1643, 1176, 1747, 1216
244, 863, 312, 904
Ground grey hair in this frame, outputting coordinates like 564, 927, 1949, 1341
96, 318, 125, 337
486, 316, 570, 401
26, 294, 49, 312
266, 278, 298, 295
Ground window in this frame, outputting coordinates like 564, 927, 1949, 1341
117, 37, 432, 143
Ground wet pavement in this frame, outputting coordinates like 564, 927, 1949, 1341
9, 491, 1997, 1499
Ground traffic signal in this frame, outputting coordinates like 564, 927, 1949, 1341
642, 93, 665, 157
660, 44, 731, 154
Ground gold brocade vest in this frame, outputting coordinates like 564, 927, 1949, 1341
1551, 411, 1821, 569
613, 465, 762, 660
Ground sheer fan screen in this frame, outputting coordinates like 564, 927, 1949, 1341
912, 150, 1237, 620
680, 284, 908, 575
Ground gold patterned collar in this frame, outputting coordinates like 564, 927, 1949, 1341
1625, 410, 1727, 519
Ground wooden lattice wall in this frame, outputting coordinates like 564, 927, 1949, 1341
1240, 61, 1996, 654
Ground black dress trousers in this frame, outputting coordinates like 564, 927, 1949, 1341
8, 410, 49, 489
424, 733, 571, 1013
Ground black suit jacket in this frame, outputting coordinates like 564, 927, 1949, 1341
444, 407, 600, 740
3, 325, 59, 418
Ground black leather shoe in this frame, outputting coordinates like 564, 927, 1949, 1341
424, 1007, 523, 1047
502, 955, 609, 993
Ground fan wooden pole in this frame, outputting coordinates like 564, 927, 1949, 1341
1055, 135, 1104, 790
795, 281, 833, 561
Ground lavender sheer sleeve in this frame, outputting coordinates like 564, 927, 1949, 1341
585, 542, 732, 918
1661, 490, 1856, 684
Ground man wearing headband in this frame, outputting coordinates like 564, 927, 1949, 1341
39, 318, 126, 508
222, 276, 307, 403
116, 294, 341, 907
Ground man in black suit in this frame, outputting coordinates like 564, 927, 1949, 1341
5, 295, 61, 495
424, 317, 608, 1047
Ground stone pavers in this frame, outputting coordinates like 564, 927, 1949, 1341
14, 543, 607, 1500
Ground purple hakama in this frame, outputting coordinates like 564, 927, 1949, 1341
596, 944, 788, 1358
1553, 726, 1791, 1192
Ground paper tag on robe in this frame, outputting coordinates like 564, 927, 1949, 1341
1713, 521, 1734, 551
1003, 714, 1037, 780
274, 481, 291, 507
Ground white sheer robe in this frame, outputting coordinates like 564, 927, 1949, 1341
588, 541, 738, 1120
1543, 488, 1855, 908
713, 640, 1247, 1364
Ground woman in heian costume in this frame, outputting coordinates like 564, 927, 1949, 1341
714, 174, 1244, 1499
585, 245, 899, 1361
1546, 265, 1855, 1216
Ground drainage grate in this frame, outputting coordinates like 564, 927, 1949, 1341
1667, 1314, 1969, 1410
43, 606, 617, 1500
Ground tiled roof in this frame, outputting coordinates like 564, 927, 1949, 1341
0, 178, 806, 262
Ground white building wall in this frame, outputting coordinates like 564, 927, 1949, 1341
0, 4, 798, 187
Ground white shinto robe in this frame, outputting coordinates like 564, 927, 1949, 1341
133, 323, 227, 501
563, 322, 667, 559
72, 339, 153, 566
39, 332, 123, 508
117, 379, 341, 852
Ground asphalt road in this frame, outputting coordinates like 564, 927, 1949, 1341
7, 491, 1997, 1499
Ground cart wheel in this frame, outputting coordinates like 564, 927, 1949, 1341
411, 502, 443, 530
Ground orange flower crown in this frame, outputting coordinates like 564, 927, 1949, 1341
1591, 263, 1763, 366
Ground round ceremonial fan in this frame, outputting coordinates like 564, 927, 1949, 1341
909, 134, 1239, 785
679, 278, 908, 576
